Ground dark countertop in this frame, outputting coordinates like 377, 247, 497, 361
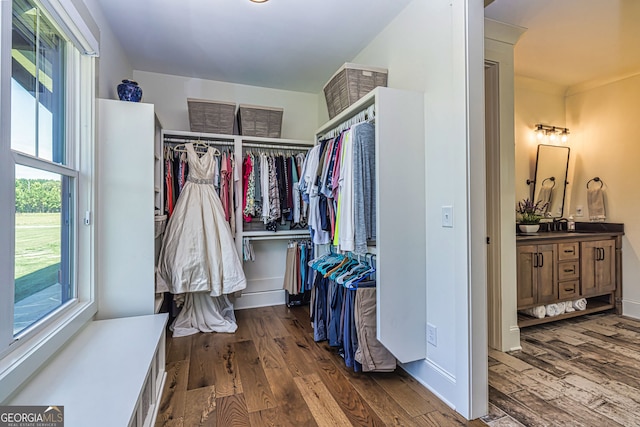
516, 222, 624, 243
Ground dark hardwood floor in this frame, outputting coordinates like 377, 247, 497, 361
155, 304, 486, 426
483, 313, 640, 427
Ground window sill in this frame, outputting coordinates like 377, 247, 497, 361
0, 299, 97, 403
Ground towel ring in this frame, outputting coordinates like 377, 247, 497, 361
587, 177, 604, 189
541, 177, 556, 189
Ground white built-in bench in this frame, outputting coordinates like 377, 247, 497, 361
9, 314, 168, 427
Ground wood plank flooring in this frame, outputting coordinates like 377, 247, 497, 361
155, 304, 485, 427
483, 313, 640, 427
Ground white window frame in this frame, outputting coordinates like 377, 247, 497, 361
0, 0, 97, 403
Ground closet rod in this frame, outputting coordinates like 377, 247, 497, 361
242, 143, 311, 151
164, 137, 235, 146
245, 233, 310, 241
319, 104, 376, 141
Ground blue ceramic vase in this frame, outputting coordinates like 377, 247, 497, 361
117, 79, 142, 102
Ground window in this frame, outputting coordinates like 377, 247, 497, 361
11, 0, 75, 337
0, 0, 97, 393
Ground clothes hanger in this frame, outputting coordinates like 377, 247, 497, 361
173, 141, 221, 156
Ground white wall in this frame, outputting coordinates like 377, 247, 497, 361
351, 0, 485, 418
132, 70, 319, 140
81, 0, 133, 99
514, 76, 567, 203
485, 19, 525, 353
565, 75, 640, 317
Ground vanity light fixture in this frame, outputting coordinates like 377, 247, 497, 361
533, 124, 570, 143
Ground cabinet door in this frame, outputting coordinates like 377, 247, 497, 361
517, 245, 538, 307
581, 239, 616, 296
536, 244, 557, 304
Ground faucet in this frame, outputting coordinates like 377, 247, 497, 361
551, 217, 568, 232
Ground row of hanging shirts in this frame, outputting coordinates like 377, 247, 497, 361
299, 108, 376, 254
241, 147, 309, 232
306, 249, 395, 373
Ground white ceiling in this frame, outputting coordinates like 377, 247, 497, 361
485, 0, 640, 89
99, 0, 640, 94
98, 0, 413, 94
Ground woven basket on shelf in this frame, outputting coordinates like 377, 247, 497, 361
187, 98, 236, 134
323, 63, 388, 119
237, 104, 283, 138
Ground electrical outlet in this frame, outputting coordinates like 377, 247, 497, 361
427, 323, 437, 346
576, 205, 584, 217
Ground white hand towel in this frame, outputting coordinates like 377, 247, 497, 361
537, 187, 553, 213
588, 187, 606, 221
564, 303, 575, 313
545, 302, 566, 317
573, 298, 587, 311
522, 306, 546, 319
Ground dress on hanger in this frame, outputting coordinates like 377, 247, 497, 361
157, 143, 246, 336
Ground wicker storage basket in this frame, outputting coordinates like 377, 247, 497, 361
237, 104, 283, 138
323, 63, 388, 119
187, 98, 236, 134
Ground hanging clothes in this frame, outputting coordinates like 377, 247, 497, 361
303, 118, 375, 252
306, 250, 393, 372
163, 142, 235, 228
241, 148, 308, 231
352, 122, 376, 254
165, 150, 176, 217
282, 239, 312, 296
157, 143, 246, 337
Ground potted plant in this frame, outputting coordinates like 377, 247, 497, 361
516, 198, 547, 233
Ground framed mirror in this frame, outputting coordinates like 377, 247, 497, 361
532, 144, 570, 218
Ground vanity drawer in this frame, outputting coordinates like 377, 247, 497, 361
559, 280, 580, 299
558, 242, 579, 261
558, 260, 580, 281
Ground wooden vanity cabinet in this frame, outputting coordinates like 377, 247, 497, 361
581, 239, 616, 296
516, 231, 623, 327
516, 244, 555, 307
556, 241, 580, 300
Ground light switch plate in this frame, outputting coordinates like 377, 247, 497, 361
442, 206, 453, 228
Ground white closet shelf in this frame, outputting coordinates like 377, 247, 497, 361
162, 129, 235, 141
243, 230, 310, 238
162, 129, 313, 147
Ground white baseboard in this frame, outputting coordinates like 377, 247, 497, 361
622, 299, 640, 319
504, 324, 521, 352
234, 290, 286, 310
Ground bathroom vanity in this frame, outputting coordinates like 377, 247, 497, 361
516, 223, 623, 327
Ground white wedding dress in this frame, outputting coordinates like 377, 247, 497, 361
156, 143, 246, 336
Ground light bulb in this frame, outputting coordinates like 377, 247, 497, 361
549, 131, 556, 142
535, 125, 544, 140
561, 129, 569, 143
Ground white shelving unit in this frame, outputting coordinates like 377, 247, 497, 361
315, 87, 427, 363
97, 99, 157, 319
161, 130, 313, 309
9, 314, 168, 427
